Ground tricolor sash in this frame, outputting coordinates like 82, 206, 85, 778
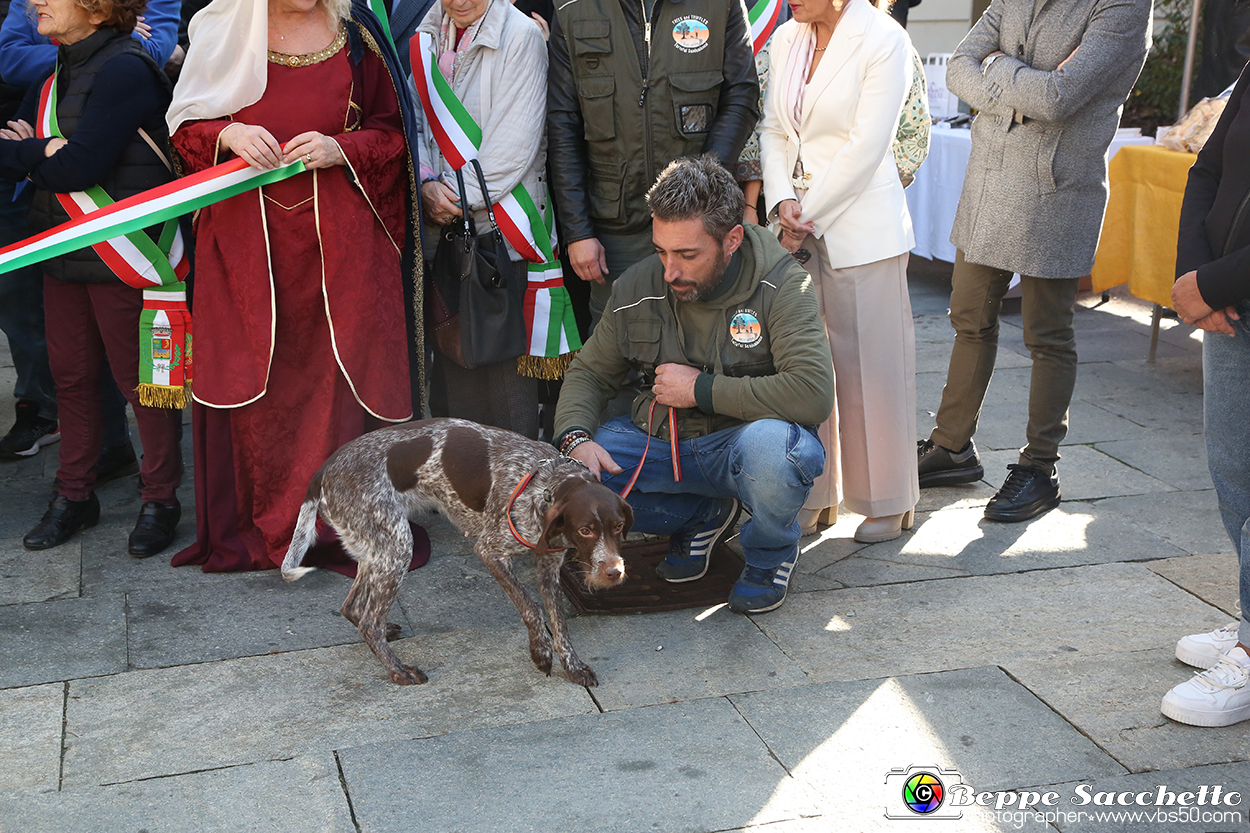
749, 0, 782, 55
411, 31, 581, 378
38, 65, 193, 408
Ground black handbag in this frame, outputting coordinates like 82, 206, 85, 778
428, 158, 527, 370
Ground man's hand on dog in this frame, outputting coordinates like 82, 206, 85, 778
571, 441, 622, 480
653, 363, 700, 409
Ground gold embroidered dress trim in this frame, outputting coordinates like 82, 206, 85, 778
268, 26, 348, 67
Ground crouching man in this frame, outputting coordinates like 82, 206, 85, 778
554, 155, 835, 614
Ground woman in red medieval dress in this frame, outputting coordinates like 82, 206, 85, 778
166, 0, 428, 572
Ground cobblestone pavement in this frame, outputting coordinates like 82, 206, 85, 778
2, 263, 1246, 832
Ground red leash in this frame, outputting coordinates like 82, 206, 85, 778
509, 398, 683, 547
618, 398, 681, 499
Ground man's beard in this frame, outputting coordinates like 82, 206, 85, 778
671, 245, 733, 303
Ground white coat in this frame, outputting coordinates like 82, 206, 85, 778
759, 0, 914, 270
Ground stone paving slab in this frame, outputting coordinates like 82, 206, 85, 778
80, 525, 232, 594
0, 683, 62, 795
127, 568, 390, 669
396, 551, 536, 636
1007, 647, 1250, 774
0, 535, 79, 606
821, 502, 1186, 586
980, 446, 1175, 503
915, 481, 999, 514
754, 563, 1220, 684
0, 594, 126, 689
1146, 552, 1242, 616
730, 666, 1114, 832
60, 629, 597, 788
337, 697, 823, 833
1093, 490, 1228, 557
1075, 362, 1204, 436
0, 754, 356, 833
1094, 432, 1211, 493
565, 605, 810, 710
1045, 762, 1250, 833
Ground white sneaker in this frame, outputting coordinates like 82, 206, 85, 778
1161, 646, 1250, 727
1176, 623, 1241, 669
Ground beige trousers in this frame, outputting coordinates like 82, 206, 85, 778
803, 240, 919, 518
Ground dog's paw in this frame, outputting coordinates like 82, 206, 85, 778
390, 665, 428, 686
566, 664, 598, 687
385, 623, 403, 642
530, 645, 554, 676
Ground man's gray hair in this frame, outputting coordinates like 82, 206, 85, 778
646, 155, 746, 242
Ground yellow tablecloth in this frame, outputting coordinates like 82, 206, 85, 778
1091, 145, 1198, 308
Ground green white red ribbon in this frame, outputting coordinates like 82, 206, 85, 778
38, 66, 197, 407
749, 0, 782, 55
368, 0, 395, 48
0, 156, 306, 277
412, 31, 580, 371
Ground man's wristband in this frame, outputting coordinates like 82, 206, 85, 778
558, 429, 593, 456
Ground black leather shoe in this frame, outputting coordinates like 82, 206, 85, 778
24, 493, 100, 550
983, 465, 1060, 522
128, 500, 181, 558
95, 443, 140, 484
917, 438, 984, 487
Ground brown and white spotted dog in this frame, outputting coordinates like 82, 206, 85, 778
281, 417, 632, 687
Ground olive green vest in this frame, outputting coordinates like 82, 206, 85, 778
614, 254, 797, 439
557, 0, 731, 235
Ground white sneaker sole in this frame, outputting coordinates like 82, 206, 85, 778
1176, 643, 1225, 670
1161, 696, 1250, 727
6, 431, 61, 458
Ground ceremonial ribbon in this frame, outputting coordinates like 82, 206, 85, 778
39, 66, 195, 408
749, 0, 783, 55
412, 30, 581, 378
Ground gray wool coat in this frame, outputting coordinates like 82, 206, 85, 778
946, 0, 1153, 279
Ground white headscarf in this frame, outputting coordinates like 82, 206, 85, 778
166, 0, 270, 136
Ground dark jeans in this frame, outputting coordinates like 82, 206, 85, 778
0, 181, 55, 420
0, 181, 131, 448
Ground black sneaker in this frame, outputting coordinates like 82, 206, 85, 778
917, 438, 984, 487
656, 498, 741, 583
983, 464, 1060, 522
0, 401, 60, 459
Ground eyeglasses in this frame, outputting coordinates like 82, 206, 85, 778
793, 248, 811, 265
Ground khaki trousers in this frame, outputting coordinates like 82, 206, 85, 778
804, 240, 919, 518
931, 251, 1079, 473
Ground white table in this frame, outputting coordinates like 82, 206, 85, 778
906, 126, 1155, 263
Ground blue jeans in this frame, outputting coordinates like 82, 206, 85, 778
1202, 309, 1250, 638
0, 181, 56, 421
594, 416, 825, 570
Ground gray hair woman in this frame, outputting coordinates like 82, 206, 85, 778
415, 0, 548, 438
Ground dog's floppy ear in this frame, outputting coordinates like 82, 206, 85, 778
620, 499, 634, 538
537, 502, 567, 554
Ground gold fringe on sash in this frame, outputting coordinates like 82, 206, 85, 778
516, 352, 577, 380
137, 383, 191, 410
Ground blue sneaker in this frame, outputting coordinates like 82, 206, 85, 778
656, 498, 741, 583
727, 551, 798, 614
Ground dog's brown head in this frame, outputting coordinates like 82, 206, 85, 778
538, 474, 633, 590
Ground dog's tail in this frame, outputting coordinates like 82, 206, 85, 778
281, 469, 324, 582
